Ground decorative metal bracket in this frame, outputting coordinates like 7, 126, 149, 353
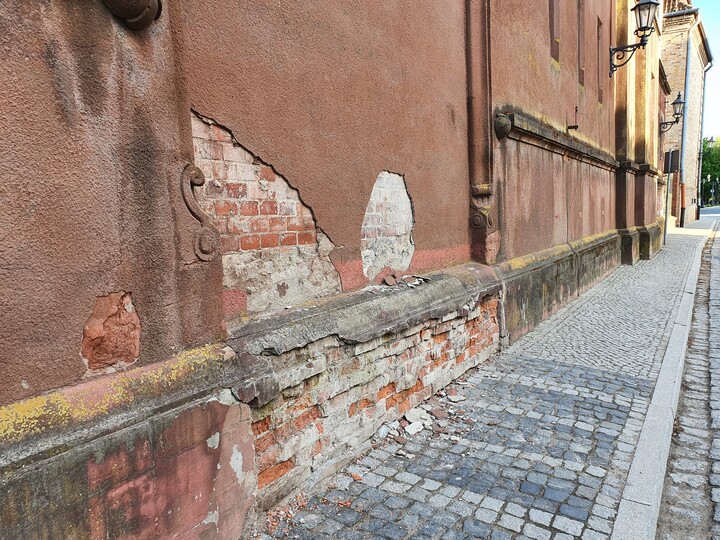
181, 164, 220, 262
609, 33, 651, 78
660, 119, 679, 134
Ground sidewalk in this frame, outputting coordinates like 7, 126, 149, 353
657, 208, 720, 540
258, 216, 718, 540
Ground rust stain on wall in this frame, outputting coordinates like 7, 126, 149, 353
81, 292, 141, 371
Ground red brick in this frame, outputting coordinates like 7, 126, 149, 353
287, 217, 304, 231
261, 234, 279, 248
280, 232, 297, 246
210, 143, 224, 160
214, 200, 237, 216
258, 460, 294, 489
259, 201, 278, 215
377, 383, 396, 400
225, 182, 247, 198
252, 417, 272, 436
210, 124, 232, 143
311, 439, 323, 456
212, 161, 228, 180
238, 200, 259, 216
297, 231, 317, 245
302, 216, 316, 230
268, 217, 286, 232
255, 432, 276, 453
240, 234, 261, 250
259, 166, 275, 182
250, 218, 269, 233
349, 398, 373, 417
256, 447, 281, 472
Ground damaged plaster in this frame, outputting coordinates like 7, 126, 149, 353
361, 171, 415, 280
191, 112, 341, 317
81, 292, 140, 371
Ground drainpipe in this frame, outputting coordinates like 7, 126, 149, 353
697, 59, 713, 218
678, 13, 701, 227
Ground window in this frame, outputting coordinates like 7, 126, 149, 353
550, 0, 560, 61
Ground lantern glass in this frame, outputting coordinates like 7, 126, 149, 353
709, 137, 716, 149
632, 0, 659, 38
671, 93, 685, 119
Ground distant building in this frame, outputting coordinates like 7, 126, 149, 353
662, 0, 713, 224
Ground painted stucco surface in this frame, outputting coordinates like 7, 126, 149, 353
0, 1, 223, 405
173, 0, 472, 288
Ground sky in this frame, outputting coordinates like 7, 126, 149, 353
693, 0, 719, 139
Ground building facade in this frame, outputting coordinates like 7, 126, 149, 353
0, 1, 702, 538
661, 0, 713, 225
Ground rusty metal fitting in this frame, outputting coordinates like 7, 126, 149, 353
103, 0, 162, 31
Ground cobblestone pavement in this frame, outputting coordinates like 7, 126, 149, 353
657, 211, 720, 540
261, 223, 714, 540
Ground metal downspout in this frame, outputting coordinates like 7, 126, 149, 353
696, 59, 713, 216
679, 16, 701, 226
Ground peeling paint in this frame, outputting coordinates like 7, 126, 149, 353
206, 432, 220, 449
203, 510, 219, 525
230, 445, 244, 483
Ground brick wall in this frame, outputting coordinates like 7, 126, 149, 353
661, 14, 708, 224
251, 295, 499, 509
360, 171, 415, 280
191, 113, 341, 319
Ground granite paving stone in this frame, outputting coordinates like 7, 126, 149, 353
254, 221, 715, 539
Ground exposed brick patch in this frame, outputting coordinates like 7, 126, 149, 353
258, 459, 295, 489
361, 171, 415, 280
252, 295, 499, 507
191, 112, 341, 318
81, 292, 141, 371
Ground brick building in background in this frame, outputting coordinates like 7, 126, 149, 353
661, 0, 713, 225
0, 1, 705, 538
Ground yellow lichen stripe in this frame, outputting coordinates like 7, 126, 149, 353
0, 344, 225, 445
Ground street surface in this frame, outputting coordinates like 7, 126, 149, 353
657, 207, 720, 540
258, 211, 719, 540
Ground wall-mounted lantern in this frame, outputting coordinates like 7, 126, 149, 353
660, 93, 685, 133
609, 0, 660, 77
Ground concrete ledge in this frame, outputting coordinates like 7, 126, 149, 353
498, 230, 620, 342
638, 222, 662, 260
611, 228, 711, 540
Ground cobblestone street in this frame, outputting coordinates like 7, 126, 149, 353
257, 216, 719, 539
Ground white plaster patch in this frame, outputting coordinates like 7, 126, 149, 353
230, 445, 244, 483
222, 232, 340, 313
361, 171, 415, 280
206, 432, 220, 449
203, 510, 219, 525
